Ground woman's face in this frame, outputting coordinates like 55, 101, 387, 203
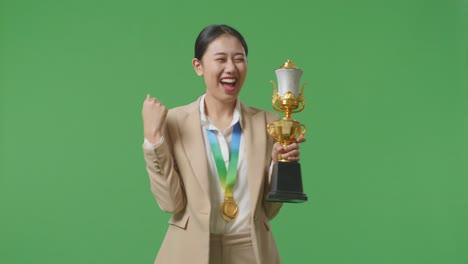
192, 34, 247, 103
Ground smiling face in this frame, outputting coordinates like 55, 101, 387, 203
192, 34, 247, 104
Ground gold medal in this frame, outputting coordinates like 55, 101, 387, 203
220, 197, 239, 222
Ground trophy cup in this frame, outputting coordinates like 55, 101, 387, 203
266, 60, 308, 203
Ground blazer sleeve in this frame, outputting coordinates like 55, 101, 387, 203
142, 123, 186, 214
262, 111, 283, 220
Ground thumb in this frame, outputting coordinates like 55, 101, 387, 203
274, 143, 285, 154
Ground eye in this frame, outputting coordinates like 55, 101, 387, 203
234, 57, 245, 62
216, 58, 226, 62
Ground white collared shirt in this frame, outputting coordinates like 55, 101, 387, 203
144, 94, 251, 234
199, 94, 250, 234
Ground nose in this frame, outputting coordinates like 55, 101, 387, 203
225, 59, 237, 74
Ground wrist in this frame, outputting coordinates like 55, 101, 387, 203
144, 131, 162, 145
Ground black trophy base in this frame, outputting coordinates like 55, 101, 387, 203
267, 161, 308, 203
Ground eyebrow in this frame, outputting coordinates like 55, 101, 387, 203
213, 52, 245, 56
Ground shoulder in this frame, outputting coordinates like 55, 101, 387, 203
240, 102, 279, 123
167, 98, 200, 120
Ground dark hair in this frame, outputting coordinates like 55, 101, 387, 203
194, 24, 248, 60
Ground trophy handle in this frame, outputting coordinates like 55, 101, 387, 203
298, 124, 306, 138
270, 80, 283, 113
267, 123, 279, 142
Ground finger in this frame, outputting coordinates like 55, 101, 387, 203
283, 149, 300, 159
283, 149, 300, 160
297, 137, 307, 143
284, 143, 299, 152
146, 95, 157, 103
288, 156, 300, 162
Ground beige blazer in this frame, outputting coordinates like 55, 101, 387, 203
143, 97, 283, 264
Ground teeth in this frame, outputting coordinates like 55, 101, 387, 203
221, 78, 236, 83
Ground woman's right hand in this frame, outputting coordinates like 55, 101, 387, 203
142, 94, 168, 144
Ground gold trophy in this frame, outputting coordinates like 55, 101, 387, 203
266, 60, 308, 203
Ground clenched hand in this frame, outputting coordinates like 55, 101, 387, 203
142, 94, 168, 144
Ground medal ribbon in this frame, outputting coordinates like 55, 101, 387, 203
207, 122, 242, 198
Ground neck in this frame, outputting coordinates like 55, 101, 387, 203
204, 94, 237, 131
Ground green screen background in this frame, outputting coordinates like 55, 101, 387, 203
1, 0, 467, 263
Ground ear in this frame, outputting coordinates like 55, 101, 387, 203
192, 58, 203, 76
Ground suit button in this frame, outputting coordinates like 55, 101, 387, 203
153, 159, 157, 163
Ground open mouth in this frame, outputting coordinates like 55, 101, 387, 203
220, 77, 237, 92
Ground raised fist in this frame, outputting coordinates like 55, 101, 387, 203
142, 94, 168, 144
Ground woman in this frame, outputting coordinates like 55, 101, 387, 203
142, 24, 305, 264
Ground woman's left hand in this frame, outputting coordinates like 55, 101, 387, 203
272, 137, 306, 163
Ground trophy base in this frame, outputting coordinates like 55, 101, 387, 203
267, 191, 308, 203
266, 161, 308, 203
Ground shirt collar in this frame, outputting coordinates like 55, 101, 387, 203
200, 94, 243, 131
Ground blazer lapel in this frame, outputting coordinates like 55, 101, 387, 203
242, 104, 268, 213
176, 100, 269, 210
178, 99, 211, 202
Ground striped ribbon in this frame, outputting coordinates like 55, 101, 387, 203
206, 122, 242, 198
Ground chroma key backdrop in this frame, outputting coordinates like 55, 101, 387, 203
1, 0, 467, 263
